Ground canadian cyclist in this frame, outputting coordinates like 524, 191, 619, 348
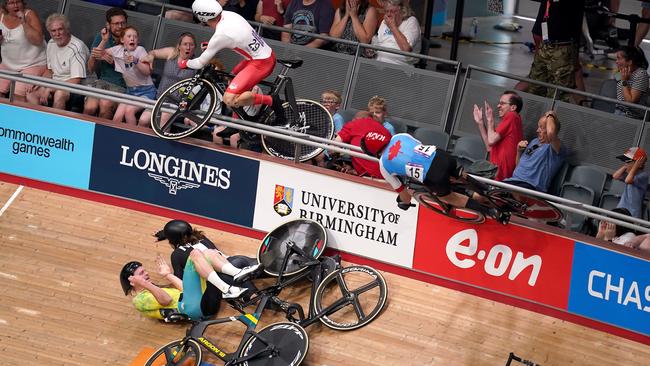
180, 0, 285, 120
361, 131, 510, 224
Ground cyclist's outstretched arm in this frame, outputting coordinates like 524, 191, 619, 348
379, 159, 412, 204
186, 34, 226, 69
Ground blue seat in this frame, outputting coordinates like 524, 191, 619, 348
564, 165, 608, 205
592, 79, 617, 113
337, 108, 359, 125
560, 184, 595, 233
412, 127, 450, 150
452, 135, 487, 162
599, 179, 626, 211
387, 118, 408, 134
548, 162, 570, 197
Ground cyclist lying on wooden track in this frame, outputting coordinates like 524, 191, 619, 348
360, 130, 511, 224
178, 0, 286, 122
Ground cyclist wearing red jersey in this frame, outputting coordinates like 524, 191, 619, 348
180, 0, 284, 120
361, 130, 509, 224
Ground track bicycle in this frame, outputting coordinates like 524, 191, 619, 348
405, 173, 564, 224
150, 58, 334, 162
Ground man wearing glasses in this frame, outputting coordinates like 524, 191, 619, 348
473, 90, 523, 181
504, 111, 566, 193
83, 7, 128, 120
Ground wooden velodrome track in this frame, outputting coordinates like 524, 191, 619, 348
1, 180, 649, 366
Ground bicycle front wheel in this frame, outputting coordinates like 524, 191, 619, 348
144, 339, 202, 366
261, 99, 334, 162
151, 78, 220, 140
313, 265, 388, 331
487, 189, 564, 223
413, 191, 485, 224
239, 322, 309, 366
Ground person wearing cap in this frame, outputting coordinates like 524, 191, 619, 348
613, 147, 649, 218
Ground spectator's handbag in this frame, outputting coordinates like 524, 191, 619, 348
466, 160, 498, 179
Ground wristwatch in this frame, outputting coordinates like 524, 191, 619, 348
622, 80, 630, 87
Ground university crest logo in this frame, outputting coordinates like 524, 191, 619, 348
273, 184, 294, 217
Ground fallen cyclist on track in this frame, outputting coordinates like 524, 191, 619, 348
360, 130, 511, 224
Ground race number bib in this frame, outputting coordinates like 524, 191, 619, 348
406, 162, 425, 183
414, 144, 436, 158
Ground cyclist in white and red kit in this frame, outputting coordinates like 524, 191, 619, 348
180, 0, 284, 120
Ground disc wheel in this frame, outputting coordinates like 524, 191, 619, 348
144, 339, 202, 366
413, 191, 485, 224
487, 189, 563, 222
239, 322, 309, 366
313, 265, 388, 330
261, 99, 334, 162
151, 78, 220, 140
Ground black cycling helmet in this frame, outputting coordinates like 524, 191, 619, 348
155, 219, 192, 247
120, 261, 142, 295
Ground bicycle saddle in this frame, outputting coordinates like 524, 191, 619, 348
277, 59, 303, 69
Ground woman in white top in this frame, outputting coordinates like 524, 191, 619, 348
0, 0, 47, 104
370, 0, 420, 66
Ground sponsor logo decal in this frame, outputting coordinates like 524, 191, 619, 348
273, 184, 293, 216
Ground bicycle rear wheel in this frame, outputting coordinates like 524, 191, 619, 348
151, 78, 220, 140
487, 189, 563, 223
261, 99, 334, 162
239, 322, 309, 366
313, 265, 388, 331
413, 191, 485, 224
145, 339, 202, 366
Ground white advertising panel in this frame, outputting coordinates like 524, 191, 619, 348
253, 161, 417, 267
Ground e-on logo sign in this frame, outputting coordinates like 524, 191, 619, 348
119, 145, 231, 195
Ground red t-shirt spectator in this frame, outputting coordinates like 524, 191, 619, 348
337, 117, 390, 178
489, 111, 523, 181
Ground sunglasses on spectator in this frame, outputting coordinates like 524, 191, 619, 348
525, 144, 540, 156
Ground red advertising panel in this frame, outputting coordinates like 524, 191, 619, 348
413, 209, 574, 309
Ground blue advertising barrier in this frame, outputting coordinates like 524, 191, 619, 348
89, 125, 259, 227
0, 104, 94, 189
568, 242, 650, 336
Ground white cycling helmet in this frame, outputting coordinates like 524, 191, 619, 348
192, 0, 223, 23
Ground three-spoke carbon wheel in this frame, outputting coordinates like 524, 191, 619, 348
261, 99, 334, 162
413, 191, 485, 224
151, 78, 220, 140
313, 265, 388, 330
239, 322, 309, 366
144, 339, 202, 366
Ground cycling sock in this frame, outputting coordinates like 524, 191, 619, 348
221, 263, 239, 276
192, 243, 209, 252
207, 271, 230, 293
253, 93, 272, 106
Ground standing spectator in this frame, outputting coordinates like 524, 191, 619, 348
100, 26, 156, 125
333, 114, 390, 178
0, 0, 47, 104
138, 32, 199, 127
255, 0, 291, 40
472, 91, 524, 181
223, 0, 260, 21
369, 0, 420, 67
525, 0, 584, 101
83, 7, 128, 120
504, 111, 566, 193
329, 0, 378, 55
614, 46, 649, 120
613, 147, 649, 218
282, 0, 335, 48
367, 95, 395, 135
38, 13, 89, 111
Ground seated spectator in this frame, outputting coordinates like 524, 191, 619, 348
321, 89, 344, 132
99, 26, 156, 125
614, 46, 649, 119
613, 147, 649, 218
329, 0, 378, 55
165, 0, 195, 23
369, 0, 420, 66
0, 0, 47, 104
473, 91, 524, 181
84, 7, 128, 120
139, 32, 199, 127
504, 111, 567, 193
333, 114, 391, 178
38, 13, 89, 111
595, 207, 650, 255
255, 0, 291, 40
367, 95, 395, 135
223, 0, 259, 21
282, 0, 334, 48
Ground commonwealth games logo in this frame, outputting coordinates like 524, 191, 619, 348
273, 184, 294, 217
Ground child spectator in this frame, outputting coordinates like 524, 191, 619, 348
100, 26, 156, 125
321, 89, 344, 132
613, 147, 649, 218
367, 95, 395, 135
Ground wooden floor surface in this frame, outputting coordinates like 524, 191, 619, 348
1, 181, 649, 366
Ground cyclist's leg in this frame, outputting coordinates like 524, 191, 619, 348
199, 248, 260, 279
178, 258, 205, 319
223, 54, 276, 109
188, 249, 248, 298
